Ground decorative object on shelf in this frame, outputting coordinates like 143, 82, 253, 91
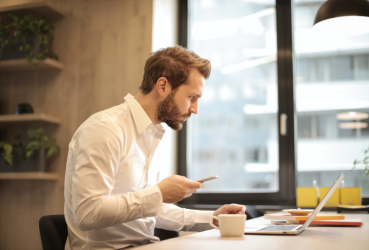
0, 13, 58, 66
0, 127, 60, 172
352, 146, 369, 175
313, 0, 369, 36
14, 103, 34, 114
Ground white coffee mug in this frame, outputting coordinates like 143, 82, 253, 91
209, 214, 246, 237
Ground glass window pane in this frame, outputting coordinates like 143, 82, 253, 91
294, 0, 369, 196
187, 0, 278, 192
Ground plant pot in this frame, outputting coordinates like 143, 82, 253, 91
0, 148, 47, 172
0, 34, 40, 61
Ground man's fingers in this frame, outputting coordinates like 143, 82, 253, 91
185, 192, 193, 198
225, 204, 246, 213
185, 180, 202, 188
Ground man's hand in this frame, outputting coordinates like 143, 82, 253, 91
157, 175, 204, 203
212, 204, 246, 226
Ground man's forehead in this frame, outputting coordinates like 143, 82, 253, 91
185, 81, 204, 96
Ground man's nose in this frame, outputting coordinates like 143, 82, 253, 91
189, 101, 198, 114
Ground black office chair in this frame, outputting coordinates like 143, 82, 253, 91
39, 215, 68, 250
39, 215, 179, 250
245, 206, 265, 220
154, 228, 179, 241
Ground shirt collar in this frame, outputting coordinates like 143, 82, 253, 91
124, 94, 165, 135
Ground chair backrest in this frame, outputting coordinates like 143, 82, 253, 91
154, 228, 179, 241
245, 206, 265, 220
39, 215, 68, 250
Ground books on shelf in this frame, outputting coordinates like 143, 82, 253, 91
264, 213, 345, 221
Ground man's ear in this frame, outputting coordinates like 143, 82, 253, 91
156, 77, 171, 97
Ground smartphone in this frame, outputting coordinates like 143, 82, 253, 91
196, 175, 219, 182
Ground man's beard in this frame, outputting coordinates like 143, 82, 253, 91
156, 91, 189, 131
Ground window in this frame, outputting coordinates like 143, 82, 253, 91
294, 0, 369, 197
178, 0, 369, 205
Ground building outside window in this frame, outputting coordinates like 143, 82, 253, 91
180, 0, 369, 204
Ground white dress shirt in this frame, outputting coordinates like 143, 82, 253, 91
64, 94, 213, 250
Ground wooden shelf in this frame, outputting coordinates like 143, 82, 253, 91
0, 113, 61, 125
0, 1, 67, 22
0, 172, 58, 180
0, 58, 63, 72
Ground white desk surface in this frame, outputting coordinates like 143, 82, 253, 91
135, 213, 369, 250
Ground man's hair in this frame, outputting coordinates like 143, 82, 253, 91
139, 46, 211, 94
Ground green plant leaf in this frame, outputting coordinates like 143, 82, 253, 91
3, 153, 12, 166
3, 143, 12, 155
23, 14, 34, 22
47, 147, 56, 158
28, 127, 44, 139
26, 140, 41, 152
23, 43, 32, 52
41, 136, 49, 142
47, 145, 60, 158
8, 13, 19, 22
0, 142, 13, 166
26, 149, 34, 158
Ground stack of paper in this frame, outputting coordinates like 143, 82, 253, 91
264, 213, 363, 226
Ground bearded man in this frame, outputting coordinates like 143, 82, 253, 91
64, 46, 246, 250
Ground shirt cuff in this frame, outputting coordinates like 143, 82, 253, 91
139, 185, 164, 217
194, 210, 214, 224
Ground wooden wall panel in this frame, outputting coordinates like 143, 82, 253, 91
0, 0, 153, 249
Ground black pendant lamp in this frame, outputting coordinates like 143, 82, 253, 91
313, 0, 369, 36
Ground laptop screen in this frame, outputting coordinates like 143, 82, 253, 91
300, 173, 344, 230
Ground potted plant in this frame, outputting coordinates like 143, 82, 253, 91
0, 13, 58, 66
0, 127, 60, 172
352, 146, 369, 175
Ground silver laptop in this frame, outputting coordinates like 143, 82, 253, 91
244, 172, 344, 235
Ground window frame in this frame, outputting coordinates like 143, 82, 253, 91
178, 0, 296, 206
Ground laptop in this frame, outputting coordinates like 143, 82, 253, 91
244, 172, 344, 235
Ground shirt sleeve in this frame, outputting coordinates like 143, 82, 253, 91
155, 203, 214, 232
71, 121, 163, 231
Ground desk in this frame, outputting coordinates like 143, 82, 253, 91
136, 213, 368, 250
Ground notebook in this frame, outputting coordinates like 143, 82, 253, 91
244, 172, 344, 235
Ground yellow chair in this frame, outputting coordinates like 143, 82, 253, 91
296, 187, 319, 208
340, 187, 361, 205
320, 187, 340, 207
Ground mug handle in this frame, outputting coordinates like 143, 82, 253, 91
209, 216, 219, 229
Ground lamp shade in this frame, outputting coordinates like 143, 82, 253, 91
313, 0, 369, 36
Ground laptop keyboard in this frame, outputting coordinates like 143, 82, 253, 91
257, 225, 300, 232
